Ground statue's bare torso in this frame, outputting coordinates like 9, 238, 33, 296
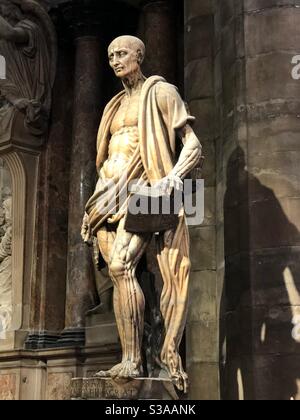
100, 91, 140, 180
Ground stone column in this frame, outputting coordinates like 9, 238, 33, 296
61, 35, 103, 346
140, 0, 178, 84
184, 0, 219, 400
216, 0, 300, 400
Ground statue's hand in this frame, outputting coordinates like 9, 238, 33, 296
81, 212, 92, 245
154, 174, 183, 196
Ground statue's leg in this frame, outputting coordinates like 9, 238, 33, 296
96, 218, 151, 379
94, 224, 127, 372
156, 212, 191, 393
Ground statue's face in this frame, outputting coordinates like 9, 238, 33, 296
108, 40, 140, 79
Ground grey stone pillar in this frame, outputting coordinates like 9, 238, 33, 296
216, 0, 300, 400
140, 0, 178, 84
184, 0, 219, 400
61, 35, 103, 346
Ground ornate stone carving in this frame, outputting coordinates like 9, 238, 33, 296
0, 0, 57, 145
71, 377, 179, 401
3, 152, 25, 336
82, 35, 203, 393
0, 159, 12, 335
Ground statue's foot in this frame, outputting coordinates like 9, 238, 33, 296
95, 361, 143, 380
95, 369, 111, 378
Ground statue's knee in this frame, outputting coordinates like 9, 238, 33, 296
109, 259, 126, 279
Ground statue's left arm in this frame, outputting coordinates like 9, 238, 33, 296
0, 15, 28, 43
155, 83, 203, 194
170, 124, 202, 180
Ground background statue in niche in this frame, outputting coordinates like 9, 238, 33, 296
0, 194, 12, 335
0, 0, 56, 139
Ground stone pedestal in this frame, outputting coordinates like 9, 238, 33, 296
85, 313, 119, 347
71, 377, 179, 400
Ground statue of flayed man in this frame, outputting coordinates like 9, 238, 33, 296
0, 0, 56, 138
82, 35, 202, 392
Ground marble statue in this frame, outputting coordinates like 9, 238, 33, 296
82, 35, 203, 393
0, 0, 56, 138
0, 195, 12, 334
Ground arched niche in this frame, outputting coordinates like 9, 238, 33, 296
0, 152, 26, 345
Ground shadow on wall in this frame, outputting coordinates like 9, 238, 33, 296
220, 146, 300, 400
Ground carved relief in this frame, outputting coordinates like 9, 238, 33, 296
0, 157, 12, 335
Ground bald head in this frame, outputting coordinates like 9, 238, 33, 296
108, 35, 146, 80
108, 36, 145, 64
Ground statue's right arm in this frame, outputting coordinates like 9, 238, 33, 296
0, 15, 28, 43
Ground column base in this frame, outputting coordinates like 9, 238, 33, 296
25, 331, 61, 350
71, 377, 179, 400
57, 327, 85, 347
